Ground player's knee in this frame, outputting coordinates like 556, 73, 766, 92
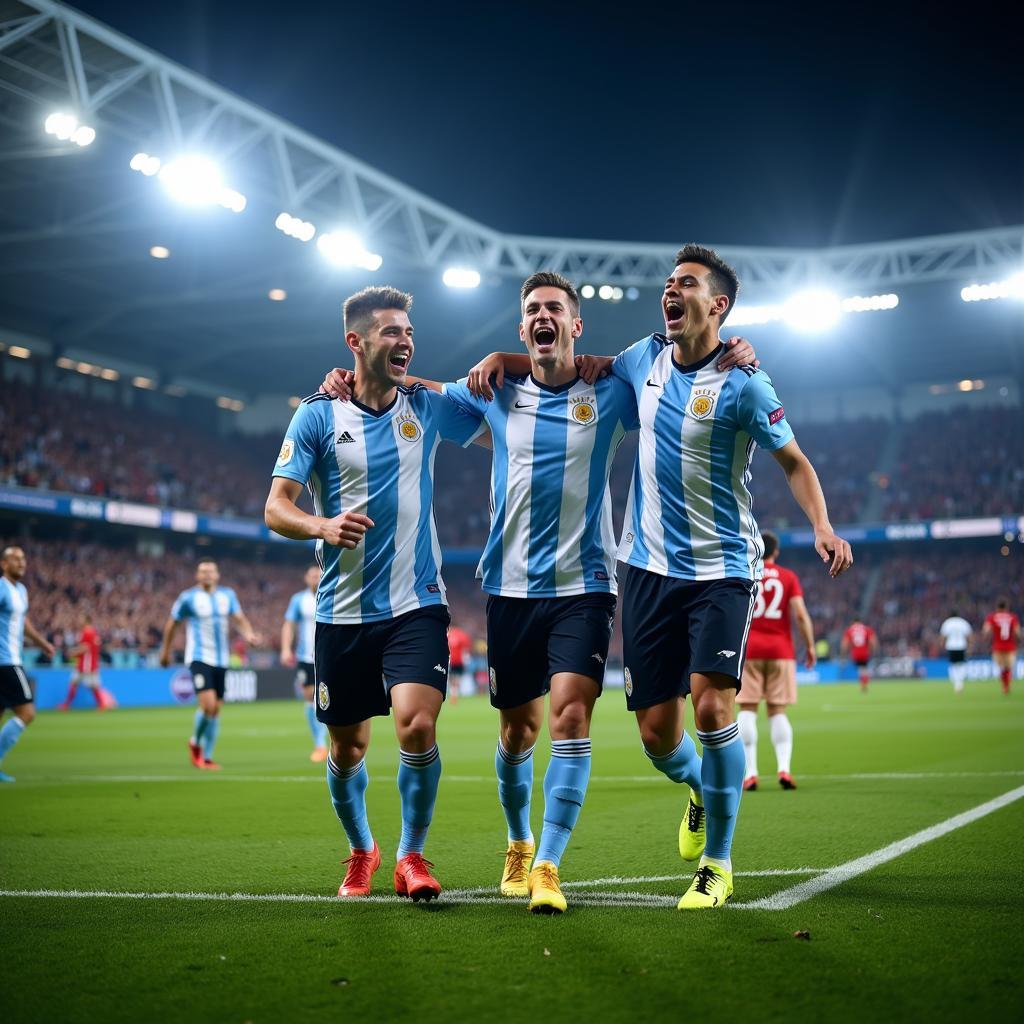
550, 700, 589, 740
396, 708, 436, 751
692, 690, 732, 733
638, 720, 675, 756
18, 705, 36, 726
501, 718, 540, 752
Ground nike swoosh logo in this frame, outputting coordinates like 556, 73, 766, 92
514, 401, 534, 409
646, 379, 660, 388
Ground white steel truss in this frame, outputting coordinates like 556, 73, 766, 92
1, 0, 1022, 291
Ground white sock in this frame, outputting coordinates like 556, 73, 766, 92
700, 854, 732, 874
737, 710, 758, 778
770, 713, 793, 774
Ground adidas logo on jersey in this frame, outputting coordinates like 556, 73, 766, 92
336, 432, 356, 444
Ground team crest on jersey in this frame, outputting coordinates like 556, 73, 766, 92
396, 414, 422, 442
318, 681, 330, 710
570, 396, 597, 425
623, 667, 633, 697
688, 388, 717, 420
489, 667, 497, 696
277, 439, 294, 465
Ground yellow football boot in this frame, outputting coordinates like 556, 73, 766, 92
528, 860, 567, 914
500, 839, 535, 898
677, 863, 733, 910
678, 788, 706, 861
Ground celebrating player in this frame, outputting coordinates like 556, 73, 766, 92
447, 621, 473, 704
282, 565, 328, 761
321, 273, 755, 912
0, 546, 55, 783
738, 531, 815, 791
939, 611, 973, 693
983, 598, 1019, 695
468, 246, 852, 910
159, 560, 260, 769
841, 620, 878, 692
58, 613, 111, 711
266, 286, 488, 902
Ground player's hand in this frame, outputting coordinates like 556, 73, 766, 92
281, 650, 296, 668
467, 353, 504, 400
804, 647, 817, 669
247, 631, 263, 647
321, 511, 375, 549
320, 367, 354, 401
41, 640, 55, 658
815, 528, 853, 578
717, 336, 759, 371
575, 353, 614, 384
159, 650, 171, 668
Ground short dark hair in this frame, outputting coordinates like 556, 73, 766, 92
762, 531, 779, 559
343, 286, 413, 336
997, 597, 1009, 610
674, 243, 740, 325
520, 271, 580, 317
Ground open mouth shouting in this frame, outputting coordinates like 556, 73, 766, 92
663, 299, 685, 331
388, 350, 410, 373
532, 325, 557, 354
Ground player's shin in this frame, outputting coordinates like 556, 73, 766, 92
644, 732, 702, 791
326, 755, 373, 852
304, 701, 320, 742
0, 716, 26, 764
535, 739, 591, 868
696, 723, 745, 870
191, 708, 209, 745
396, 745, 441, 859
769, 713, 793, 775
737, 710, 759, 779
496, 739, 535, 843
203, 716, 220, 759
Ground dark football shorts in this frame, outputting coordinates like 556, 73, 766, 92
314, 605, 451, 726
190, 661, 227, 699
620, 566, 756, 711
295, 662, 315, 689
0, 664, 33, 708
948, 650, 966, 664
853, 656, 871, 668
485, 593, 616, 710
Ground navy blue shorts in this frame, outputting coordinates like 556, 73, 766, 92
190, 661, 227, 699
620, 566, 756, 711
0, 664, 33, 708
314, 605, 451, 726
295, 662, 315, 689
485, 593, 616, 710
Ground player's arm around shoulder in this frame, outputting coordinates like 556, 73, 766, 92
428, 381, 492, 449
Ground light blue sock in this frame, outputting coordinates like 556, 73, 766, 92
191, 709, 208, 744
326, 755, 373, 852
697, 723, 745, 862
396, 746, 441, 860
495, 739, 535, 843
535, 739, 592, 867
317, 721, 329, 748
203, 716, 220, 759
0, 717, 26, 764
645, 732, 702, 796
304, 702, 320, 743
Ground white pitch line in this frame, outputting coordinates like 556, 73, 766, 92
732, 783, 1024, 911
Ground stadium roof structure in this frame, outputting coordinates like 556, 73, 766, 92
1, 0, 1022, 402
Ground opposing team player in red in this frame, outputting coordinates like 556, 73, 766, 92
841, 619, 878, 692
58, 613, 112, 710
446, 623, 473, 705
983, 598, 1020, 695
739, 532, 815, 791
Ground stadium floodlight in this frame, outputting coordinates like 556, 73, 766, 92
45, 111, 95, 145
132, 376, 156, 390
841, 293, 900, 313
626, 287, 640, 301
149, 245, 170, 259
275, 212, 316, 242
580, 284, 595, 299
598, 285, 614, 300
783, 289, 842, 332
130, 152, 162, 176
156, 155, 247, 213
611, 287, 624, 301
72, 125, 95, 147
961, 272, 1024, 302
8, 346, 31, 358
317, 231, 382, 271
727, 304, 782, 327
216, 396, 245, 411
268, 288, 287, 301
442, 267, 481, 289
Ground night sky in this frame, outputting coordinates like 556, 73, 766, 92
62, 0, 1024, 247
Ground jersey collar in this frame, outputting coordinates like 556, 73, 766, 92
671, 343, 723, 375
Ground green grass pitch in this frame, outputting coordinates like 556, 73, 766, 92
2, 680, 1022, 1023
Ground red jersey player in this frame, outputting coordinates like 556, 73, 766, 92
983, 598, 1020, 695
58, 613, 110, 710
841, 620, 878, 692
739, 532, 815, 791
447, 624, 473, 704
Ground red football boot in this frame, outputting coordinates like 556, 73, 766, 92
202, 758, 222, 771
742, 775, 758, 792
188, 740, 204, 768
778, 771, 797, 790
338, 842, 381, 897
394, 853, 441, 902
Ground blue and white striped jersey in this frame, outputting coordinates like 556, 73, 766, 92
273, 386, 485, 625
614, 335, 794, 582
443, 374, 639, 597
171, 586, 241, 667
285, 589, 316, 663
0, 577, 29, 666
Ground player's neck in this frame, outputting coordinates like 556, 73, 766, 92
530, 355, 577, 388
200, 584, 215, 593
352, 376, 397, 410
672, 327, 721, 368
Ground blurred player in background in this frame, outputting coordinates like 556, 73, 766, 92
0, 546, 55, 783
58, 613, 112, 711
282, 565, 327, 761
983, 598, 1019, 695
939, 611, 973, 693
738, 531, 815, 792
446, 622, 472, 704
159, 560, 260, 770
841, 619, 878, 692
268, 286, 487, 903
